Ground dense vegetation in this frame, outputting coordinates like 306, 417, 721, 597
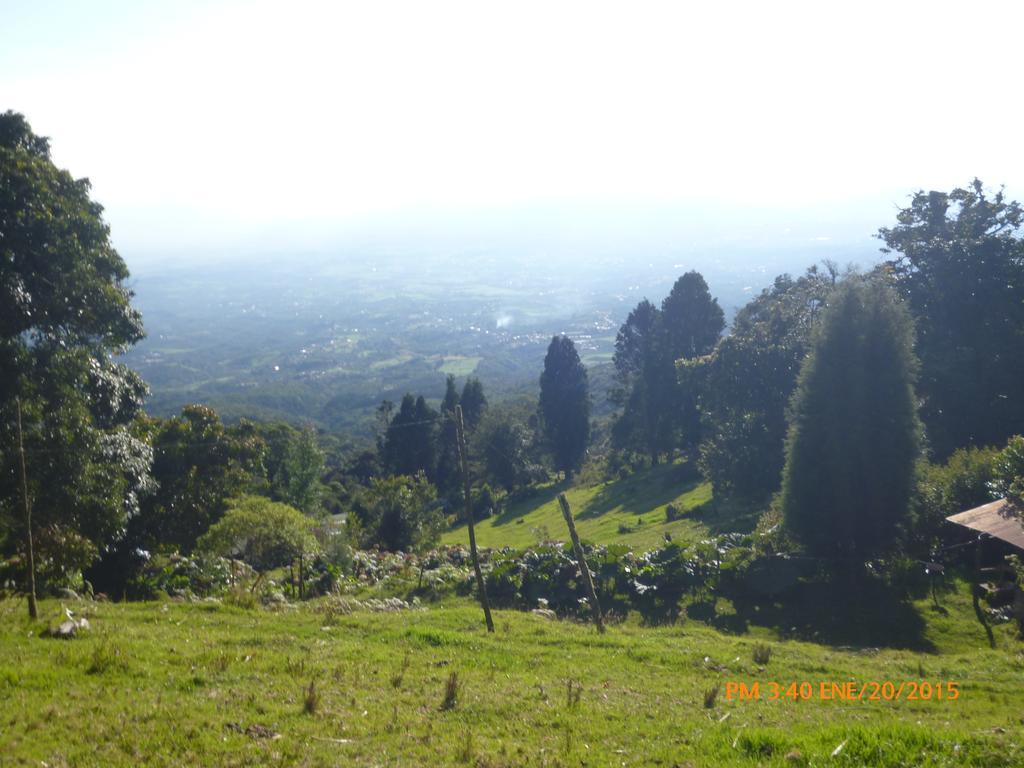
2, 110, 1024, 765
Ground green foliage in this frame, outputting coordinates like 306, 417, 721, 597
359, 474, 443, 552
471, 484, 497, 521
611, 273, 724, 465
611, 299, 676, 462
126, 551, 236, 600
459, 378, 487, 430
277, 427, 325, 516
781, 277, 922, 562
475, 409, 535, 493
0, 111, 151, 578
133, 406, 264, 554
434, 375, 462, 495
33, 524, 99, 593
990, 435, 1024, 507
381, 394, 438, 479
914, 446, 1000, 549
539, 336, 591, 477
197, 495, 318, 577
689, 266, 836, 503
880, 180, 1024, 458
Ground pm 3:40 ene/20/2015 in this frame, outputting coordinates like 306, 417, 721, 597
724, 680, 961, 702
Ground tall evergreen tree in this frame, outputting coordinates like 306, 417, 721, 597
781, 277, 922, 562
662, 271, 725, 456
661, 271, 725, 360
382, 394, 438, 479
434, 375, 462, 494
539, 336, 591, 478
459, 378, 487, 430
611, 300, 675, 463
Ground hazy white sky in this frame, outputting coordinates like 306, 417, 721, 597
3, 0, 1023, 257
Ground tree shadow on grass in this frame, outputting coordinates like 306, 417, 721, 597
729, 577, 936, 652
488, 482, 565, 528
577, 462, 703, 522
685, 499, 763, 536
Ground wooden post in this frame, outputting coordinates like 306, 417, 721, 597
558, 493, 604, 633
16, 399, 38, 620
455, 405, 494, 633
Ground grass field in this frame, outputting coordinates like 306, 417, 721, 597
2, 587, 1021, 767
442, 463, 721, 550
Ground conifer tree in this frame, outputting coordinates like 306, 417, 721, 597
781, 277, 922, 562
539, 336, 591, 479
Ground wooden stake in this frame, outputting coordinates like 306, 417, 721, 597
16, 399, 38, 620
557, 493, 605, 633
455, 405, 494, 632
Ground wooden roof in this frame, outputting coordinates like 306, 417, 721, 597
946, 499, 1024, 552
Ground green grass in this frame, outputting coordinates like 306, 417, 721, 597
1, 590, 1021, 767
437, 356, 483, 376
442, 462, 717, 549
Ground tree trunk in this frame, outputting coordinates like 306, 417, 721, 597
16, 399, 38, 620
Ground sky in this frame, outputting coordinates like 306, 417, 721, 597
3, 0, 1023, 261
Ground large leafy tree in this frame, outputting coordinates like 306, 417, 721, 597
131, 405, 264, 554
358, 473, 442, 552
539, 335, 590, 478
0, 111, 151, 587
477, 412, 533, 493
781, 276, 922, 562
687, 266, 835, 502
879, 180, 1024, 458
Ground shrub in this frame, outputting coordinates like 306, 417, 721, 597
440, 671, 459, 710
914, 446, 999, 551
752, 643, 772, 665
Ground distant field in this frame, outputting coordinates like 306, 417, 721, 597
1, 591, 1021, 767
437, 355, 483, 377
442, 462, 718, 550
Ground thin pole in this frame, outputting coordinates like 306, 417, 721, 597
558, 493, 605, 633
455, 405, 494, 632
16, 398, 38, 620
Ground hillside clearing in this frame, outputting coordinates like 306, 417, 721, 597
443, 463, 718, 549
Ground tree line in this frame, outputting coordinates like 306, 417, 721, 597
3, 110, 1024, 603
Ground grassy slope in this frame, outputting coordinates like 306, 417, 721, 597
441, 462, 720, 550
1, 592, 1021, 767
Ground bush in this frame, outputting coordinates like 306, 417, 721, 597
914, 446, 999, 550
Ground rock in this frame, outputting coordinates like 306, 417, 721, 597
58, 588, 80, 600
531, 608, 557, 620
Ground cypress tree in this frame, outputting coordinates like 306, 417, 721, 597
781, 276, 921, 563
539, 336, 591, 479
